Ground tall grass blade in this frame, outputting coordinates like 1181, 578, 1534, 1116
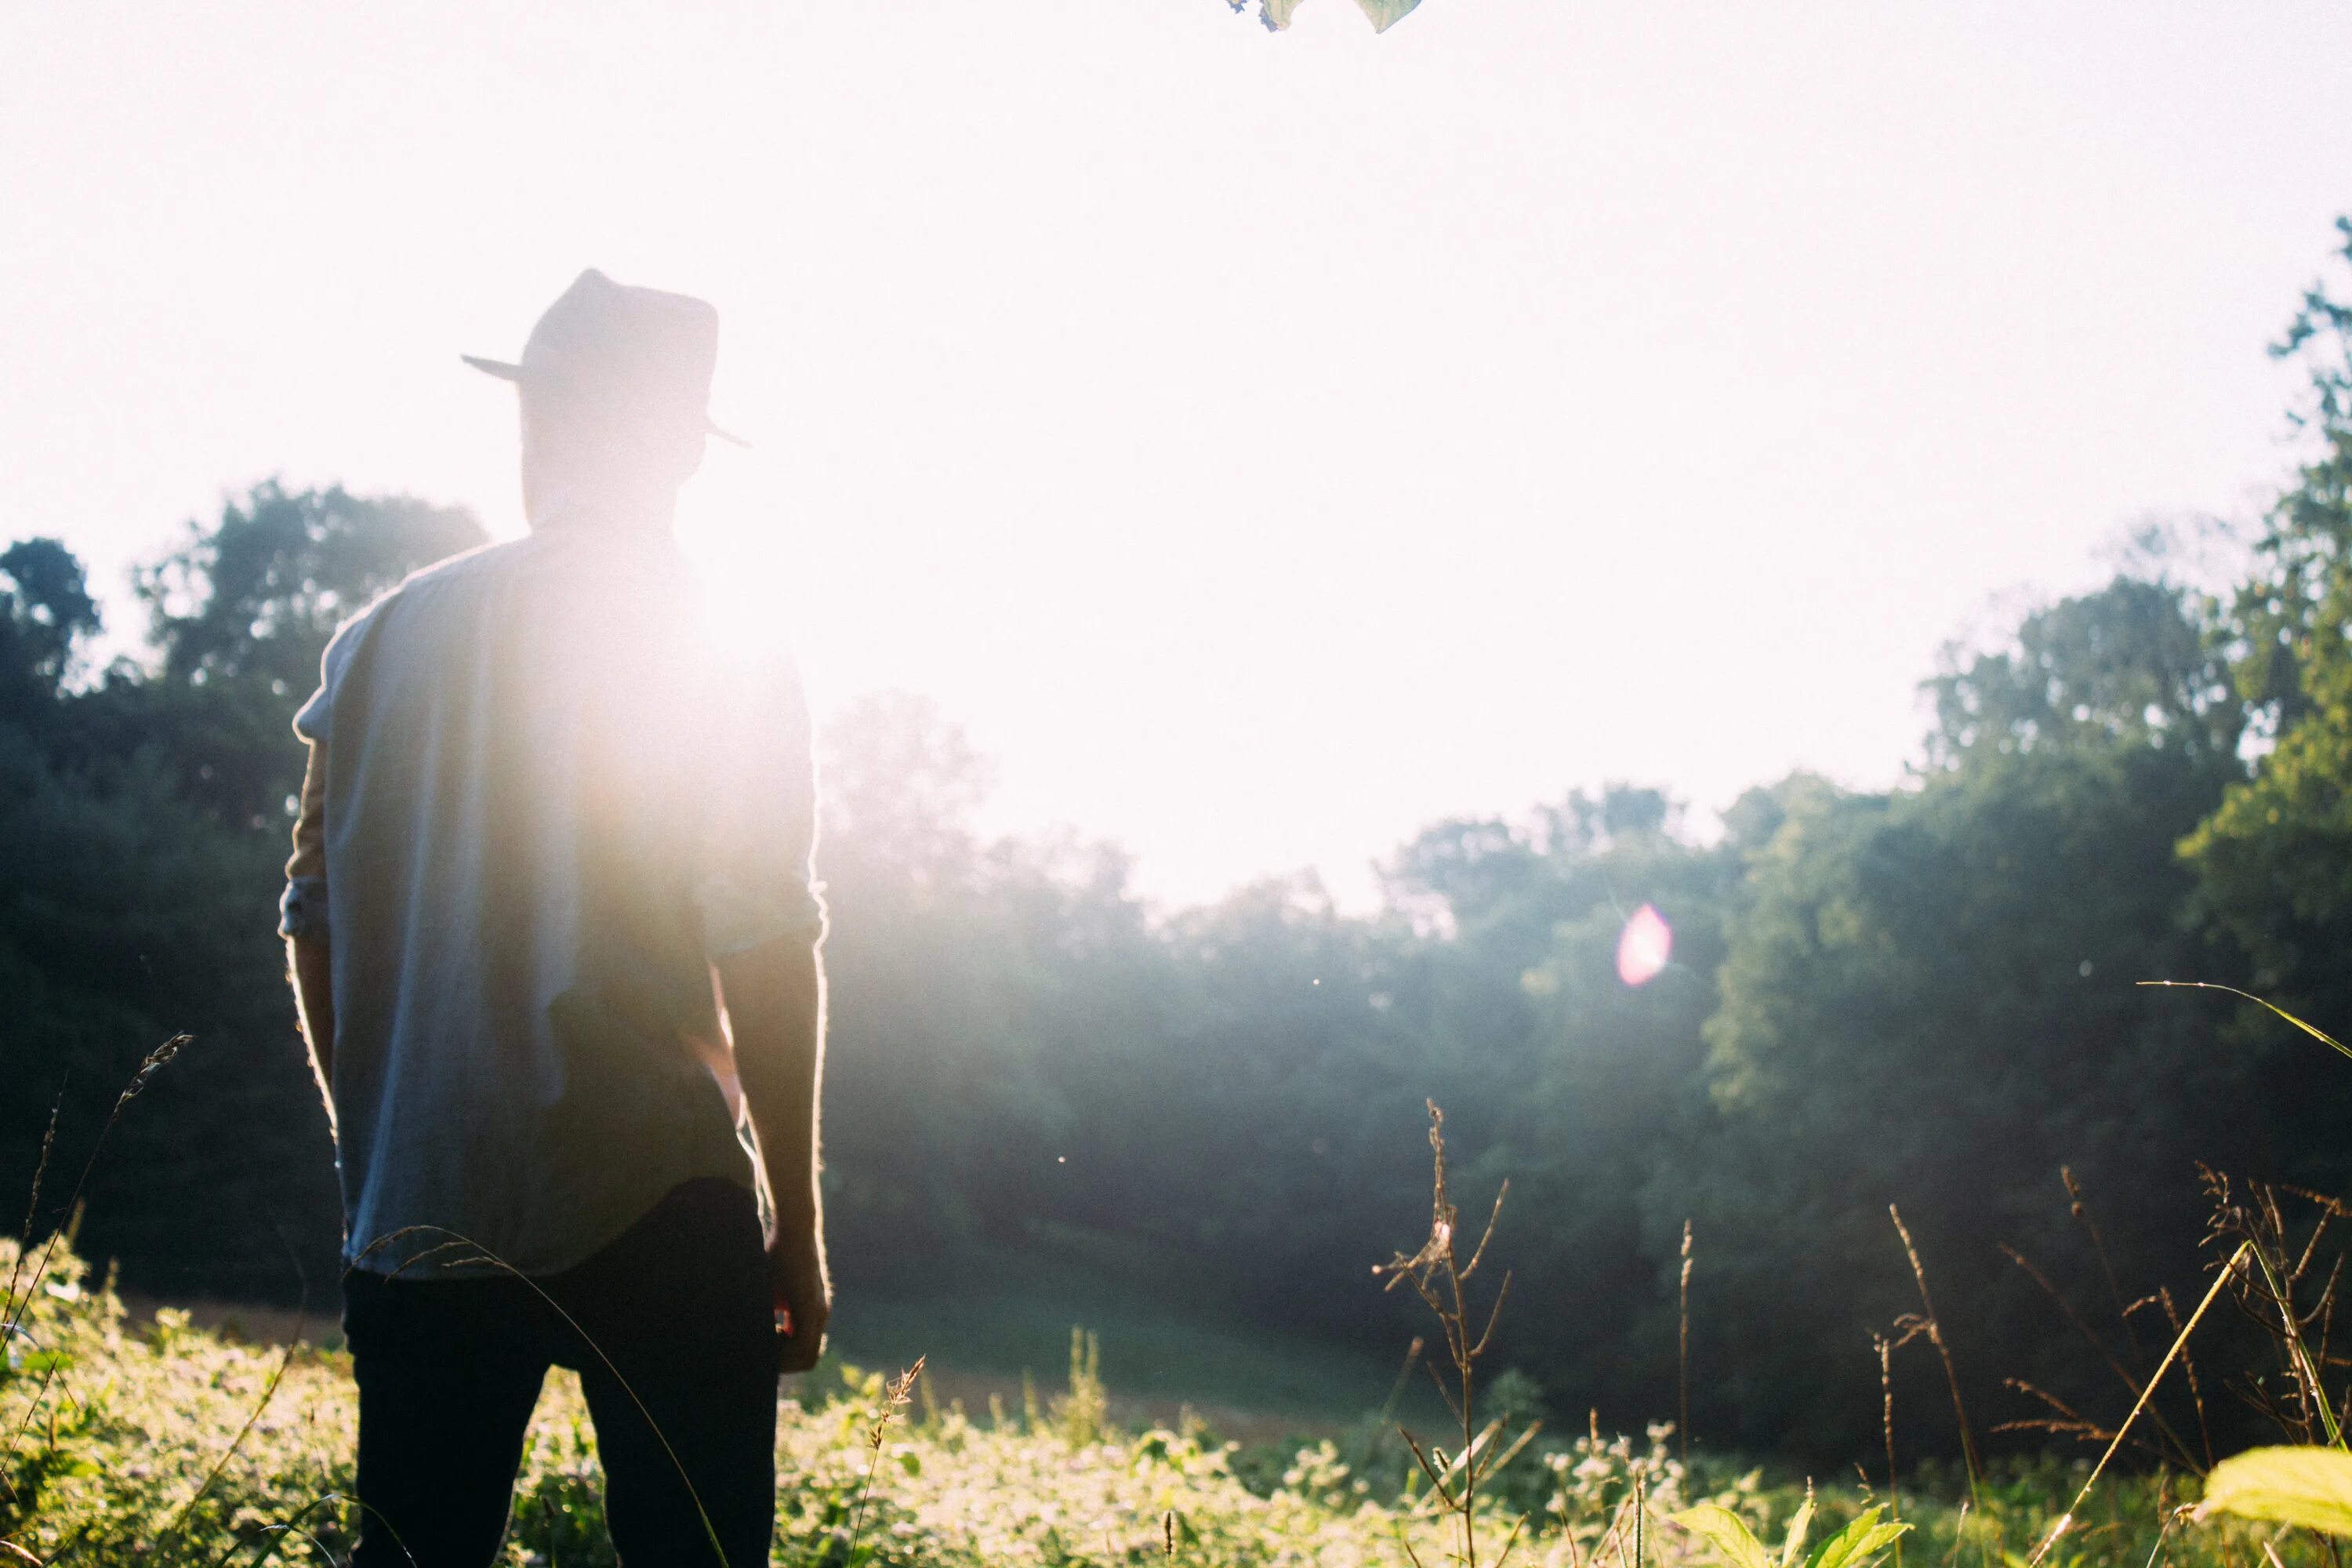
2027, 1240, 2251, 1566
2138, 981, 2352, 1062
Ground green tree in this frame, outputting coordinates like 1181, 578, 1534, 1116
135, 479, 484, 694
96, 481, 486, 827
0, 537, 102, 728
1923, 572, 2242, 772
1658, 576, 2259, 1457
1462, 790, 1739, 1423
2187, 220, 2352, 1026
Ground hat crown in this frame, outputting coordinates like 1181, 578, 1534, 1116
516, 269, 720, 426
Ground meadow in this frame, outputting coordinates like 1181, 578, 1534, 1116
1, 1225, 2325, 1568
8, 1088, 2345, 1568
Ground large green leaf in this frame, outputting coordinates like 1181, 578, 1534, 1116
1672, 1504, 1775, 1568
1780, 1492, 1816, 1568
2200, 1446, 2352, 1537
1809, 1508, 1908, 1568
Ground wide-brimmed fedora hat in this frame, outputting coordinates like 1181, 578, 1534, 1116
463, 268, 747, 447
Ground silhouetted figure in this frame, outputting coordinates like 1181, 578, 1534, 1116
282, 269, 830, 1566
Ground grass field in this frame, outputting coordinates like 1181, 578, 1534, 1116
3, 1232, 2336, 1568
831, 1232, 1429, 1439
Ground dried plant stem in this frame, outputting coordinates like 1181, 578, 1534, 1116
1677, 1221, 1693, 1466
846, 1357, 927, 1564
2063, 1167, 2141, 1361
3, 1038, 188, 1489
2156, 1286, 2216, 1468
5, 1038, 186, 1345
1, 1095, 62, 1334
2027, 1240, 2250, 1568
1889, 1205, 1981, 1498
1379, 1102, 1526, 1568
1996, 1243, 2202, 1471
1876, 1331, 1901, 1568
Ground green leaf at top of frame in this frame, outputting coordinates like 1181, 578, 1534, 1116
2199, 1446, 2352, 1537
1254, 0, 1425, 33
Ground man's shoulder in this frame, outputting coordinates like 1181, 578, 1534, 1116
333, 538, 531, 642
383, 535, 534, 604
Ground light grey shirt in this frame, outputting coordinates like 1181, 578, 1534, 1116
280, 524, 826, 1276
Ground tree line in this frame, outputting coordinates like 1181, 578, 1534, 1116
9, 223, 2352, 1465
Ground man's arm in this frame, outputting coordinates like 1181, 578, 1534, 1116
288, 936, 336, 1126
716, 932, 829, 1372
281, 738, 336, 1127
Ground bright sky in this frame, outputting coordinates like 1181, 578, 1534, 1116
5, 2, 2350, 907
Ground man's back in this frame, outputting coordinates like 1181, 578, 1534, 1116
285, 524, 818, 1277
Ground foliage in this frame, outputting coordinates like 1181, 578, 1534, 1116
1670, 1500, 1906, 1568
0, 537, 100, 728
0, 1232, 1700, 1566
1650, 704, 2259, 1454
5, 1233, 2345, 1568
2198, 1446, 2352, 1537
2183, 228, 2352, 1161
1238, 0, 1423, 36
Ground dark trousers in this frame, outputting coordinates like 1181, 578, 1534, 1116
342, 1178, 776, 1567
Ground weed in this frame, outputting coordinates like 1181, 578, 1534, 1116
1888, 1206, 1980, 1503
843, 1356, 926, 1566
1378, 1101, 1539, 1568
1053, 1328, 1107, 1449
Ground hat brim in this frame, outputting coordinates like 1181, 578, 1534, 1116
460, 353, 750, 448
461, 354, 524, 381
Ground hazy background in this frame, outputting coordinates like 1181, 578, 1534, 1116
9, 1, 2352, 904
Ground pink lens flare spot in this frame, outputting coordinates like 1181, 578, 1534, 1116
1616, 903, 1672, 987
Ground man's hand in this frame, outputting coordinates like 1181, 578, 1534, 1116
716, 933, 831, 1377
770, 1227, 830, 1374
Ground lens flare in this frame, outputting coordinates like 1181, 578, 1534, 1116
1617, 903, 1672, 987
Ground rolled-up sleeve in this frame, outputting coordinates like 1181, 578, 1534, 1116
695, 659, 828, 960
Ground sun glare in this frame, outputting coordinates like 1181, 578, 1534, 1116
1617, 903, 1671, 988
